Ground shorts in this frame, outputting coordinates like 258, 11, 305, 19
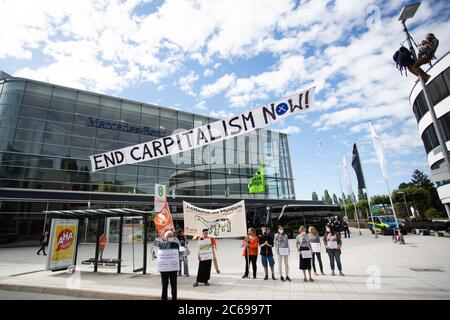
261, 255, 275, 268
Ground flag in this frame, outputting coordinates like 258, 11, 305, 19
369, 121, 388, 180
351, 143, 366, 190
342, 156, 354, 197
153, 201, 174, 238
248, 164, 265, 193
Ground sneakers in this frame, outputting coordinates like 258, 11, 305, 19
205, 282, 210, 286
309, 278, 314, 282
321, 272, 326, 276
286, 276, 291, 282
272, 274, 277, 280
242, 274, 249, 279
193, 282, 198, 287
339, 271, 345, 276
216, 270, 220, 274
303, 278, 308, 282
264, 275, 268, 280
280, 276, 285, 281
331, 271, 335, 276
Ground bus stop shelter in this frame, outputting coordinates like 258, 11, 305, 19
43, 208, 151, 274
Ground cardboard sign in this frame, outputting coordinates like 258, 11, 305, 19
156, 249, 180, 272
311, 242, 321, 253
90, 87, 315, 172
278, 248, 290, 256
198, 238, 213, 261
301, 250, 312, 259
328, 240, 338, 249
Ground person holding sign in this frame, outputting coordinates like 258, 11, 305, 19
308, 226, 325, 276
242, 228, 259, 279
274, 226, 291, 282
296, 226, 313, 282
258, 226, 276, 280
193, 229, 213, 287
157, 230, 180, 300
323, 225, 344, 276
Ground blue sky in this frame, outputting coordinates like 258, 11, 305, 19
1, 0, 450, 200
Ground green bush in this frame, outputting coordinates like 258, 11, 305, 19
424, 208, 444, 219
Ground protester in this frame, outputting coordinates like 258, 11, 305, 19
342, 217, 350, 239
193, 229, 213, 287
323, 225, 345, 276
296, 226, 313, 282
308, 226, 325, 276
259, 225, 276, 280
37, 230, 49, 256
242, 228, 259, 279
99, 233, 107, 260
211, 235, 220, 274
158, 230, 179, 300
177, 229, 190, 277
333, 216, 342, 235
274, 225, 291, 281
408, 33, 439, 82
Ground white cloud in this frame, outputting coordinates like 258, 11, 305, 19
209, 109, 235, 119
278, 126, 301, 135
177, 71, 199, 97
203, 69, 214, 77
200, 73, 236, 99
194, 101, 208, 110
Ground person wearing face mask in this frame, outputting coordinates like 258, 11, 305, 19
258, 225, 276, 280
296, 226, 313, 282
308, 226, 325, 276
274, 225, 291, 281
158, 230, 180, 300
242, 228, 259, 279
323, 225, 344, 276
193, 229, 213, 287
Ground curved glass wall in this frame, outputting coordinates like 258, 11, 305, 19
0, 78, 295, 199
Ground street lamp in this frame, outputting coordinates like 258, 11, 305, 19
398, 2, 450, 174
397, 191, 409, 217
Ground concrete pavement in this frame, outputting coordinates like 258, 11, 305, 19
0, 228, 449, 300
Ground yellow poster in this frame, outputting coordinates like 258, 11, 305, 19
47, 219, 79, 271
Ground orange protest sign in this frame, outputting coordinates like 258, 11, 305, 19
153, 201, 174, 238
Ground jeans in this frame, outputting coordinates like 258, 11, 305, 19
327, 250, 342, 272
244, 255, 257, 277
179, 258, 189, 276
277, 254, 289, 277
312, 252, 323, 273
37, 244, 47, 255
161, 271, 177, 300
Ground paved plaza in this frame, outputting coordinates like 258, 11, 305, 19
0, 228, 449, 300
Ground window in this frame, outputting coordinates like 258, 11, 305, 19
439, 112, 450, 141
428, 74, 449, 106
20, 105, 48, 120
421, 125, 439, 153
76, 93, 99, 116
99, 98, 121, 121
51, 88, 76, 113
47, 110, 74, 124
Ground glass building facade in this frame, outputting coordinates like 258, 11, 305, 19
0, 74, 298, 244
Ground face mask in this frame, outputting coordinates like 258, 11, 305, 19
167, 237, 174, 242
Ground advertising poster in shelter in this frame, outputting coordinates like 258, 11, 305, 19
183, 201, 247, 238
46, 219, 79, 271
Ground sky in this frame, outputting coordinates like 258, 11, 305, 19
1, 0, 449, 201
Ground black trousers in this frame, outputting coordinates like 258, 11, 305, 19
161, 271, 177, 300
37, 244, 47, 255
344, 228, 350, 238
312, 252, 323, 273
244, 255, 257, 277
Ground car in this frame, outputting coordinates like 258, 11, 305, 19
368, 215, 407, 235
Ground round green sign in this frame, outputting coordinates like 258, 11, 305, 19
158, 185, 164, 197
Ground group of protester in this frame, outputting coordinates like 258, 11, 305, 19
327, 215, 351, 239
241, 224, 344, 284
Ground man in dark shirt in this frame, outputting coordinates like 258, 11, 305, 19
258, 226, 276, 280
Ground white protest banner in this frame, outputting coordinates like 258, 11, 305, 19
156, 249, 180, 272
46, 219, 79, 271
301, 249, 312, 259
311, 242, 321, 253
183, 200, 247, 238
278, 248, 290, 256
328, 240, 338, 249
198, 238, 213, 261
154, 183, 167, 213
90, 87, 315, 172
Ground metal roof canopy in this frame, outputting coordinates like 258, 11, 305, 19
43, 208, 151, 274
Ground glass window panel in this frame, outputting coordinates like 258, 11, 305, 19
94, 138, 118, 151
121, 111, 140, 125
45, 121, 72, 135
70, 135, 94, 148
20, 105, 48, 120
25, 83, 52, 98
69, 147, 93, 159
12, 140, 43, 154
160, 109, 178, 131
41, 144, 69, 156
428, 74, 449, 106
2, 80, 26, 94
15, 128, 44, 143
22, 94, 51, 109
96, 127, 119, 141
178, 113, 194, 130
72, 123, 96, 137
17, 117, 44, 131
122, 102, 141, 114
99, 98, 121, 120
76, 104, 98, 116
50, 96, 76, 113
47, 110, 74, 124
0, 93, 23, 105
119, 131, 140, 143
0, 104, 20, 116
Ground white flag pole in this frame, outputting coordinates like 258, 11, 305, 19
369, 121, 402, 240
343, 156, 362, 235
336, 163, 348, 220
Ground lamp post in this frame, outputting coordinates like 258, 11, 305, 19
398, 3, 450, 173
397, 191, 409, 217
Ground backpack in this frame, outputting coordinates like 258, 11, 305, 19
393, 46, 415, 76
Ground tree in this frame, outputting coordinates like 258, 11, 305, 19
332, 193, 339, 205
323, 190, 333, 205
411, 169, 434, 188
312, 191, 319, 201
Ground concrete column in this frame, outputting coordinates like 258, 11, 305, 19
445, 203, 450, 221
